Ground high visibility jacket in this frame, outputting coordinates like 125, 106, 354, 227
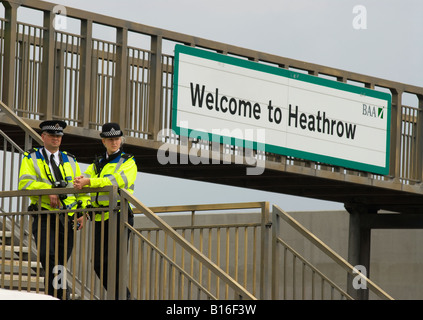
82, 151, 137, 221
18, 147, 90, 214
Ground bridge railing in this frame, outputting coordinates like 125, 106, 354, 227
1, 0, 423, 186
132, 201, 271, 299
271, 205, 394, 300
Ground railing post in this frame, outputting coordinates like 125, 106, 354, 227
40, 8, 55, 120
78, 19, 93, 129
389, 89, 403, 180
107, 186, 119, 300
112, 27, 128, 129
416, 94, 423, 182
148, 35, 162, 140
2, 0, 19, 108
271, 209, 280, 300
118, 194, 129, 300
259, 201, 271, 299
345, 203, 372, 300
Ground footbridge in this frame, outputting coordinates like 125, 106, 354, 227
0, 0, 422, 300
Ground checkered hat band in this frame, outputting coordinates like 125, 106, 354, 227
42, 125, 63, 131
102, 128, 121, 136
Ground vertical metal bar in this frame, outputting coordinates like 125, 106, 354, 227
389, 89, 403, 179
216, 227, 220, 299
225, 227, 229, 299
148, 35, 162, 140
27, 213, 33, 292
118, 194, 129, 300
271, 210, 280, 299
416, 94, 423, 182
78, 19, 93, 128
243, 226, 248, 289
112, 27, 128, 128
260, 201, 270, 299
106, 186, 118, 299
2, 1, 19, 108
80, 213, 87, 300
40, 9, 55, 120
90, 210, 96, 300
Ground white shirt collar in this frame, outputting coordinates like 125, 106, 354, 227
43, 148, 60, 165
105, 149, 120, 160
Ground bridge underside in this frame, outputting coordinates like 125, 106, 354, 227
3, 121, 423, 214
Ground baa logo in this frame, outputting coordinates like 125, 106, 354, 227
362, 104, 384, 119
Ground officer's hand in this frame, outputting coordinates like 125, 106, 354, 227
76, 215, 85, 230
49, 194, 61, 209
73, 176, 90, 190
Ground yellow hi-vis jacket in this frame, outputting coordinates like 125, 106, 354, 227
18, 147, 90, 214
82, 151, 137, 221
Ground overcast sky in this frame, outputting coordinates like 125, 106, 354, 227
10, 0, 423, 211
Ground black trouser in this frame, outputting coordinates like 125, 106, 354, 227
31, 211, 74, 299
93, 212, 134, 299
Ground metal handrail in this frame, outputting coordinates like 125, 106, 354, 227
0, 100, 43, 146
126, 223, 217, 300
119, 188, 257, 300
275, 235, 353, 300
272, 205, 394, 300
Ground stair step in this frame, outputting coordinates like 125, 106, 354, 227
2, 274, 44, 283
0, 245, 29, 254
0, 231, 12, 245
0, 231, 12, 238
1, 259, 40, 269
1, 273, 45, 291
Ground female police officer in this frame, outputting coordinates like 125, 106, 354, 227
73, 122, 137, 299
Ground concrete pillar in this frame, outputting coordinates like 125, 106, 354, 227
345, 203, 375, 300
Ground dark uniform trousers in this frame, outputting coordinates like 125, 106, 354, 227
31, 211, 74, 299
93, 212, 134, 299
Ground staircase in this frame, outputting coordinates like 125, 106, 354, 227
0, 228, 45, 294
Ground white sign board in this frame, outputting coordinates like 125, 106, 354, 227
172, 45, 391, 175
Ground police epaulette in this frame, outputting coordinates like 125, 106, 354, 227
64, 151, 76, 159
121, 153, 133, 159
25, 147, 38, 154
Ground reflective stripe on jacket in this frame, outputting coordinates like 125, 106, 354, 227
18, 147, 89, 214
83, 152, 137, 221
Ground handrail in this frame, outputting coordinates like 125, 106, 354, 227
0, 129, 25, 154
125, 223, 217, 300
119, 188, 257, 300
272, 205, 394, 300
0, 100, 43, 146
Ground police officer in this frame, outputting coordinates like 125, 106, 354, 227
73, 122, 137, 299
18, 120, 89, 299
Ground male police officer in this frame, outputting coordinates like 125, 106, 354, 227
18, 120, 89, 299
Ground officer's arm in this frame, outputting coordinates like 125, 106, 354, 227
89, 157, 137, 190
18, 155, 52, 190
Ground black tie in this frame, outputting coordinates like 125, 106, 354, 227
50, 154, 63, 181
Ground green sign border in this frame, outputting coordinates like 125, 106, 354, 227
172, 44, 391, 175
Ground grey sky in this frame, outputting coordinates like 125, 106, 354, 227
10, 0, 423, 210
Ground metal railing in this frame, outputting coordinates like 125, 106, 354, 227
122, 190, 258, 300
0, 0, 422, 187
0, 184, 395, 300
271, 205, 394, 300
0, 186, 257, 300
132, 201, 270, 299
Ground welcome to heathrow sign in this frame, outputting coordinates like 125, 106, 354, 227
172, 45, 391, 175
